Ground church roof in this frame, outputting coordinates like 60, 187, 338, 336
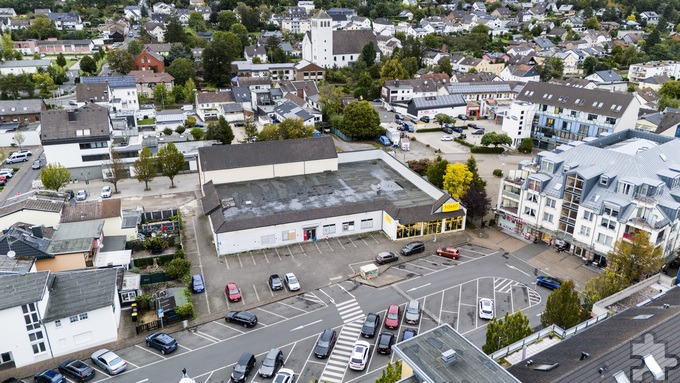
333, 30, 377, 55
311, 10, 332, 20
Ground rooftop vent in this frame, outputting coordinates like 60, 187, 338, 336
580, 352, 589, 360
441, 349, 457, 365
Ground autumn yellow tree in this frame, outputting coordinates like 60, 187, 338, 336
442, 162, 473, 199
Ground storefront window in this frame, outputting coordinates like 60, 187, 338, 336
423, 220, 442, 235
443, 217, 463, 232
396, 222, 422, 239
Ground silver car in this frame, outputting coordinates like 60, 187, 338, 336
404, 300, 421, 324
91, 349, 127, 375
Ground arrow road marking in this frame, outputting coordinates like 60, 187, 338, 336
506, 264, 531, 277
291, 319, 322, 331
406, 283, 431, 292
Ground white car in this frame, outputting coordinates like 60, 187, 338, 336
479, 298, 494, 320
440, 136, 453, 141
0, 168, 14, 175
101, 186, 112, 198
272, 368, 295, 383
91, 348, 127, 375
284, 273, 300, 291
76, 189, 88, 201
348, 340, 370, 371
0, 170, 12, 179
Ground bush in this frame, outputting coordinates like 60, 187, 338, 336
416, 127, 443, 133
493, 169, 503, 177
518, 138, 533, 154
174, 248, 185, 259
135, 293, 153, 310
162, 127, 173, 136
407, 158, 433, 175
489, 218, 496, 226
175, 126, 186, 134
455, 138, 473, 147
145, 236, 169, 254
175, 302, 195, 320
471, 146, 504, 154
165, 257, 191, 279
127, 240, 146, 251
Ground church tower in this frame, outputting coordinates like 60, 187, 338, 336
310, 10, 333, 68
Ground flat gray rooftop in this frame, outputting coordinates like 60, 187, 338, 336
215, 160, 435, 222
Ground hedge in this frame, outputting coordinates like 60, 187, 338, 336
416, 127, 444, 133
471, 146, 505, 154
455, 138, 474, 147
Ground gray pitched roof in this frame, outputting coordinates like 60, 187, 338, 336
42, 268, 117, 322
40, 103, 110, 143
199, 136, 337, 172
0, 59, 51, 69
593, 69, 623, 82
311, 10, 331, 19
196, 91, 234, 104
0, 271, 49, 311
47, 220, 104, 255
76, 82, 110, 103
47, 12, 80, 22
516, 81, 634, 118
332, 30, 377, 55
447, 82, 519, 95
0, 99, 44, 115
408, 94, 466, 110
274, 99, 314, 121
81, 75, 136, 89
231, 87, 251, 103
0, 227, 53, 260
0, 253, 35, 274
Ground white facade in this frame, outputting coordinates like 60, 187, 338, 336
501, 101, 537, 146
281, 17, 311, 34
0, 209, 61, 231
0, 293, 50, 368
628, 61, 680, 83
43, 141, 112, 170
110, 86, 139, 112
304, 13, 334, 68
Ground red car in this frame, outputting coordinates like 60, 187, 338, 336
225, 282, 241, 302
436, 246, 460, 259
384, 304, 400, 329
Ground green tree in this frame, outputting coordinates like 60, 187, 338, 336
167, 57, 196, 86
165, 17, 188, 44
518, 138, 533, 154
434, 113, 452, 127
483, 311, 533, 354
166, 257, 191, 279
319, 83, 344, 118
230, 23, 250, 48
206, 116, 234, 144
581, 56, 599, 76
443, 162, 473, 199
243, 118, 258, 141
481, 132, 512, 147
537, 57, 564, 81
105, 148, 126, 193
134, 146, 156, 191
659, 80, 680, 99
127, 39, 144, 56
581, 268, 627, 316
426, 156, 448, 189
622, 45, 639, 66
157, 142, 185, 188
217, 10, 238, 31
380, 58, 409, 84
541, 280, 582, 328
188, 12, 206, 32
1, 33, 20, 60
584, 16, 600, 29
360, 42, 377, 67
258, 118, 316, 141
203, 33, 241, 85
608, 231, 663, 284
643, 28, 661, 53
341, 100, 381, 139
375, 361, 402, 383
466, 155, 486, 188
56, 53, 66, 67
166, 43, 193, 66
108, 48, 134, 74
353, 71, 379, 100
27, 15, 58, 39
32, 72, 55, 98
183, 78, 197, 102
13, 131, 25, 151
80, 55, 97, 75
190, 127, 204, 140
41, 163, 71, 191
153, 84, 169, 107
439, 57, 453, 76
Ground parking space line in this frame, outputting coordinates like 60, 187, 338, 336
314, 240, 323, 254
456, 286, 462, 331
306, 359, 327, 366
135, 344, 166, 359
511, 286, 515, 313
237, 254, 243, 268
223, 254, 230, 270
178, 344, 192, 351
212, 320, 245, 333
277, 301, 308, 313
369, 233, 380, 244
408, 263, 437, 272
262, 249, 269, 263
252, 284, 260, 302
359, 236, 369, 246
459, 303, 475, 307
475, 279, 479, 329
256, 307, 287, 319
192, 331, 218, 343
275, 247, 282, 261
438, 290, 444, 324
126, 360, 139, 369
335, 237, 346, 250
250, 252, 257, 265
325, 239, 334, 252
347, 236, 357, 248
286, 245, 295, 259
298, 242, 307, 257
91, 366, 110, 377
440, 309, 457, 313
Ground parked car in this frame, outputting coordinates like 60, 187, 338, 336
64, 190, 75, 200
400, 241, 425, 256
76, 189, 88, 201
269, 274, 284, 290
395, 113, 403, 121
225, 310, 258, 327
284, 273, 300, 291
442, 127, 453, 134
314, 329, 337, 358
402, 328, 417, 341
479, 298, 494, 320
379, 135, 391, 146
272, 369, 295, 383
453, 127, 463, 133
384, 304, 401, 329
376, 332, 396, 354
5, 152, 29, 163
361, 313, 380, 338
458, 114, 468, 120
231, 352, 256, 382
420, 116, 430, 123
226, 282, 242, 302
90, 349, 127, 375
32, 160, 42, 169
373, 98, 382, 102
0, 169, 13, 178
536, 276, 562, 290
467, 123, 477, 129
191, 274, 205, 293
34, 370, 65, 383
58, 359, 95, 382
375, 251, 398, 265
17, 149, 32, 156
402, 122, 415, 132
404, 300, 421, 324
68, 100, 77, 106
101, 186, 112, 198
441, 136, 453, 141
145, 333, 178, 354
258, 348, 284, 378
471, 129, 485, 135
348, 340, 371, 370
436, 246, 460, 259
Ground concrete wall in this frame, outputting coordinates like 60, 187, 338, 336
43, 142, 111, 170
0, 211, 61, 230
46, 303, 119, 358
203, 158, 338, 185
103, 217, 137, 241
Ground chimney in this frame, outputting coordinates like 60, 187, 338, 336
31, 225, 43, 239
297, 88, 304, 99
395, 79, 400, 87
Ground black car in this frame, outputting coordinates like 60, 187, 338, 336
314, 328, 337, 358
375, 251, 398, 265
226, 310, 258, 327
268, 274, 284, 290
361, 313, 380, 338
64, 189, 75, 200
442, 127, 453, 134
376, 332, 396, 355
458, 114, 468, 120
58, 359, 95, 382
420, 116, 430, 123
467, 123, 477, 129
2, 378, 26, 383
400, 241, 425, 256
33, 370, 65, 383
471, 129, 485, 135
231, 352, 256, 382
145, 332, 178, 354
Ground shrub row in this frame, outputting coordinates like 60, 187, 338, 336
455, 138, 474, 147
471, 146, 505, 154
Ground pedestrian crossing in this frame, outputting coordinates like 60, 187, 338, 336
318, 320, 364, 383
494, 277, 523, 293
335, 298, 365, 324
528, 288, 541, 306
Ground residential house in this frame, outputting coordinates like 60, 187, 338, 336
231, 86, 253, 117
472, 2, 487, 12
635, 87, 662, 110
277, 80, 322, 113
0, 59, 50, 75
124, 6, 142, 20
13, 40, 38, 55
348, 16, 371, 29
129, 70, 174, 98
294, 60, 325, 81
0, 198, 64, 234
373, 18, 395, 36
491, 7, 513, 19
237, 77, 271, 91
48, 12, 83, 30
134, 48, 165, 72
195, 91, 235, 121
176, 9, 191, 25
628, 61, 680, 83
75, 83, 110, 108
397, 10, 413, 20
280, 16, 311, 34
42, 220, 105, 271
232, 61, 296, 82
326, 7, 356, 28
40, 103, 113, 172
553, 50, 580, 75
251, 88, 284, 124
0, 7, 15, 17
640, 75, 670, 92
144, 43, 172, 57
636, 108, 680, 138
447, 82, 523, 118
499, 64, 541, 82
450, 72, 502, 83
144, 22, 165, 43
533, 37, 555, 51
482, 52, 511, 63
156, 109, 187, 130
0, 99, 46, 125
381, 78, 448, 104
584, 69, 627, 92
640, 11, 660, 24
375, 35, 402, 58
81, 75, 139, 112
37, 39, 94, 54
273, 100, 315, 124
502, 81, 640, 149
60, 198, 137, 242
402, 94, 467, 120
152, 2, 175, 15
563, 16, 585, 31
195, 5, 212, 21
244, 46, 266, 63
546, 28, 568, 40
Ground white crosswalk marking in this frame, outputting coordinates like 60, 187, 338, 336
317, 301, 365, 383
529, 288, 541, 306
494, 277, 523, 293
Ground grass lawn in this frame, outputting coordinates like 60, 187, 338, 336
137, 118, 156, 125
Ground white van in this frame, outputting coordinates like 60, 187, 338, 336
6, 152, 29, 164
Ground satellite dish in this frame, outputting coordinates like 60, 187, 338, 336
7, 250, 15, 258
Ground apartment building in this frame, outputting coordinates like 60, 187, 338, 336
496, 130, 680, 268
446, 82, 523, 118
502, 81, 639, 149
628, 61, 680, 83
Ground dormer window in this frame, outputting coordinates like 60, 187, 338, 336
600, 176, 609, 186
616, 181, 634, 197
541, 159, 555, 174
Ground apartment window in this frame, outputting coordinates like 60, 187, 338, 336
526, 193, 538, 203
70, 315, 79, 323
583, 211, 594, 221
603, 204, 620, 217
601, 218, 616, 230
79, 313, 88, 321
281, 230, 295, 241
543, 212, 554, 223
360, 219, 373, 229
546, 118, 555, 127
606, 117, 617, 125
322, 224, 336, 235
596, 233, 613, 246
600, 176, 609, 186
587, 114, 597, 121
541, 160, 555, 174
616, 182, 633, 197
579, 225, 591, 236
342, 221, 355, 231
55, 320, 61, 328
545, 198, 556, 208
578, 124, 588, 135
524, 207, 536, 217
22, 304, 46, 355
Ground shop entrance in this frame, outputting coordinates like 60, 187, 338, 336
303, 227, 316, 241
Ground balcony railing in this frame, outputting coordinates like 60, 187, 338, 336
502, 189, 520, 199
499, 205, 519, 214
504, 176, 525, 186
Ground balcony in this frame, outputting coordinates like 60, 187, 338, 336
499, 205, 519, 214
504, 176, 525, 186
502, 189, 520, 200
633, 193, 657, 206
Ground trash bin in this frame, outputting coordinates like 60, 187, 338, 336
182, 320, 189, 329
131, 312, 138, 322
